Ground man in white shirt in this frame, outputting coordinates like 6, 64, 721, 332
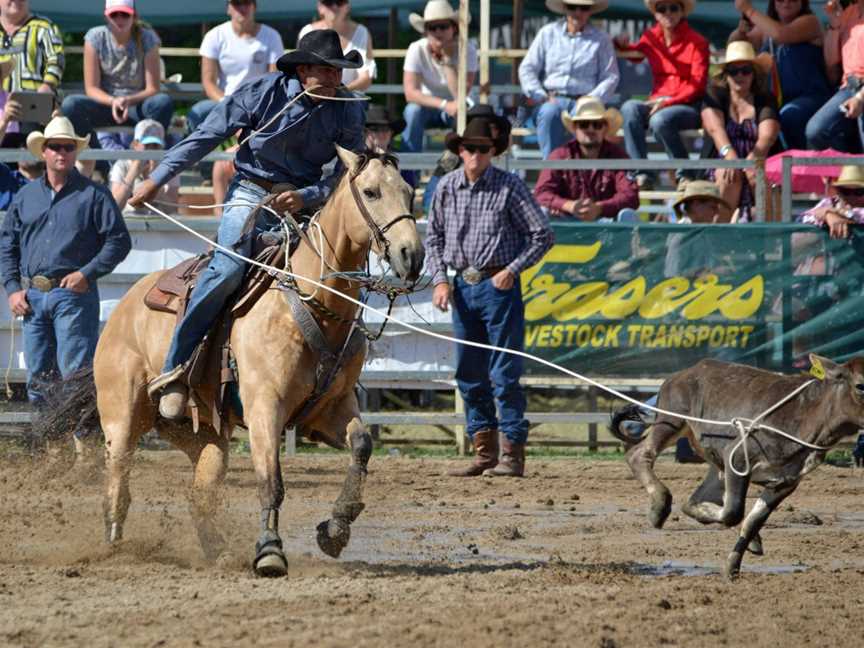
187, 0, 284, 131
401, 0, 478, 153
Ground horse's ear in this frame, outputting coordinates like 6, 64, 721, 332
809, 354, 848, 380
336, 145, 362, 176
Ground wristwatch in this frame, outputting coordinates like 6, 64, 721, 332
719, 144, 733, 157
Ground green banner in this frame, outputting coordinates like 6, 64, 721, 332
520, 223, 864, 377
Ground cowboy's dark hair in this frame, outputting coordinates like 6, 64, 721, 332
767, 0, 811, 20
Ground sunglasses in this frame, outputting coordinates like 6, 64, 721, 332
576, 119, 606, 130
726, 65, 754, 77
564, 4, 593, 11
655, 3, 682, 14
107, 11, 132, 20
45, 143, 76, 153
426, 22, 454, 32
838, 187, 864, 196
463, 144, 492, 154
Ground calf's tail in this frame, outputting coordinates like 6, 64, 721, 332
608, 403, 649, 449
30, 367, 100, 443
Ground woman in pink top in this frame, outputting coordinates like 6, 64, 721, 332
804, 0, 864, 152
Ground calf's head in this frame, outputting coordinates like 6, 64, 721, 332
810, 353, 864, 427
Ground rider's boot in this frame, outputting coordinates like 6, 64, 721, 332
148, 366, 189, 420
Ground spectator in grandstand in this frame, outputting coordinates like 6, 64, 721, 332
518, 0, 618, 159
0, 116, 131, 410
730, 0, 831, 151
401, 0, 478, 155
615, 0, 709, 188
671, 179, 731, 223
805, 0, 864, 152
799, 164, 864, 238
299, 0, 375, 93
61, 0, 174, 148
109, 119, 179, 215
422, 103, 510, 213
0, 0, 64, 144
187, 0, 284, 132
363, 103, 416, 189
701, 41, 782, 223
427, 116, 553, 478
533, 96, 639, 221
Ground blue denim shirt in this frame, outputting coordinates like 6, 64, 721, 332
150, 74, 366, 208
0, 169, 132, 294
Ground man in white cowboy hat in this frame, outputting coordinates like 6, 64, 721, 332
801, 165, 864, 239
518, 0, 618, 159
0, 115, 131, 409
401, 0, 479, 154
534, 96, 639, 221
129, 28, 366, 420
427, 117, 553, 478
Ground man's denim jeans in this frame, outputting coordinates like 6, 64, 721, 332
162, 177, 279, 372
23, 285, 100, 404
531, 97, 578, 159
61, 93, 175, 140
187, 99, 219, 132
451, 275, 529, 444
805, 87, 864, 153
401, 102, 454, 154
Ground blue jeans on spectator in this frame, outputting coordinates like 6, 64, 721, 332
187, 99, 219, 132
22, 285, 100, 409
401, 102, 454, 154
780, 95, 829, 150
162, 177, 278, 372
621, 100, 701, 180
531, 97, 578, 159
450, 275, 529, 445
61, 93, 175, 143
805, 87, 864, 153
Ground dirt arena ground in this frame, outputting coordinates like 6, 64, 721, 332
1, 449, 862, 648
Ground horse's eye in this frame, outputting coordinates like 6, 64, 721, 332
363, 188, 379, 200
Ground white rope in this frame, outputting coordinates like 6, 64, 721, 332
4, 315, 15, 398
141, 200, 832, 466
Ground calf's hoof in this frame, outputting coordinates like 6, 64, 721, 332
648, 491, 673, 529
316, 518, 350, 558
105, 522, 123, 544
724, 551, 742, 581
253, 547, 288, 578
747, 533, 764, 556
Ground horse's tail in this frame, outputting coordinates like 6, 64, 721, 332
609, 402, 649, 449
30, 367, 100, 443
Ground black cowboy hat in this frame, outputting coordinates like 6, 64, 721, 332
445, 117, 508, 156
467, 104, 511, 151
365, 103, 406, 134
276, 29, 363, 76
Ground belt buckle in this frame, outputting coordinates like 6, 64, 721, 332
31, 275, 54, 292
462, 266, 483, 286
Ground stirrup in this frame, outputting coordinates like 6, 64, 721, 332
147, 364, 188, 400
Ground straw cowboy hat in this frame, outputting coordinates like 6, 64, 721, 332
561, 96, 623, 138
409, 1, 469, 34
276, 29, 362, 76
672, 180, 732, 215
546, 0, 609, 15
644, 0, 696, 17
716, 40, 774, 77
832, 165, 864, 189
26, 116, 88, 160
445, 117, 508, 156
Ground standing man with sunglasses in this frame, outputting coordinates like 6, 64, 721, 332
0, 116, 130, 460
427, 117, 553, 478
534, 96, 639, 221
519, 0, 618, 159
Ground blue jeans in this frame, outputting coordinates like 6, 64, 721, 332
621, 100, 701, 179
451, 275, 529, 444
187, 99, 219, 132
61, 93, 175, 141
805, 87, 864, 153
162, 177, 279, 372
22, 285, 100, 406
780, 95, 829, 150
400, 103, 454, 154
531, 98, 578, 159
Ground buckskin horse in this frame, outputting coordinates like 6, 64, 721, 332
46, 147, 423, 576
610, 355, 864, 579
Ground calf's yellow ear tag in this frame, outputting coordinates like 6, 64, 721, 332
810, 357, 826, 380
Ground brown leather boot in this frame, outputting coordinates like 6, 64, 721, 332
483, 438, 525, 477
448, 429, 499, 476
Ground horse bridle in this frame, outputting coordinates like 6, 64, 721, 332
347, 153, 415, 265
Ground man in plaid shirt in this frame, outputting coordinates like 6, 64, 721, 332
427, 116, 553, 477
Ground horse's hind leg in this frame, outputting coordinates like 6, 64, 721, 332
626, 420, 683, 529
157, 422, 229, 561
724, 481, 799, 580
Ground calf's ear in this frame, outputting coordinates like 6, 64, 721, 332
809, 353, 848, 380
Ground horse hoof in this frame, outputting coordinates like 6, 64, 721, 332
747, 534, 764, 556
316, 519, 350, 559
648, 493, 672, 529
253, 551, 288, 578
724, 552, 742, 581
106, 522, 123, 544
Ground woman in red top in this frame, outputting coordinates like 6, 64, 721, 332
615, 0, 710, 187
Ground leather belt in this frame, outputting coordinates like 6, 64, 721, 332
458, 266, 505, 286
242, 175, 297, 194
22, 275, 62, 291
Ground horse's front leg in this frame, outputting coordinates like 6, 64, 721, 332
247, 407, 288, 577
317, 414, 371, 558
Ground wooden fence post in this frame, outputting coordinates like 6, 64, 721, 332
454, 388, 470, 455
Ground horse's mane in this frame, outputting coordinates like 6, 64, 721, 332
354, 149, 400, 174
